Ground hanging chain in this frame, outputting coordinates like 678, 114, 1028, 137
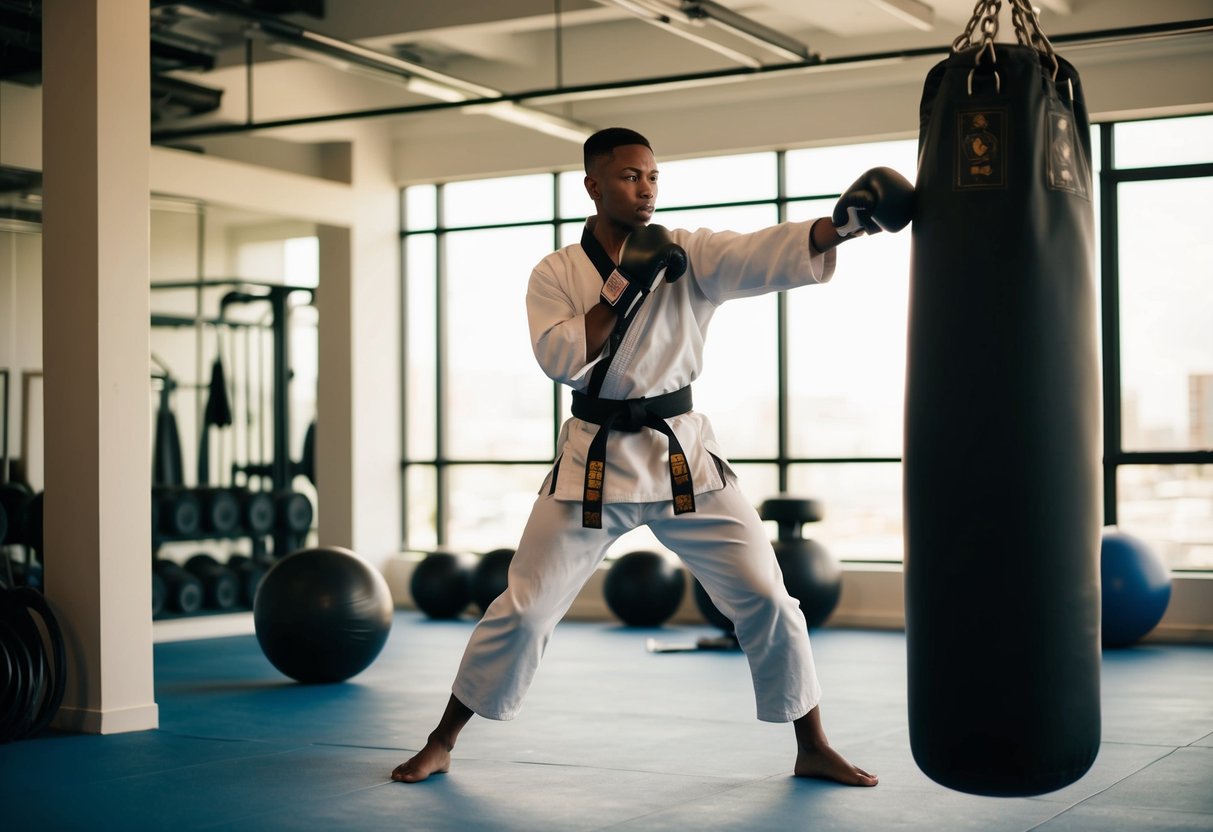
952, 0, 1002, 64
953, 0, 1060, 78
1009, 0, 1060, 79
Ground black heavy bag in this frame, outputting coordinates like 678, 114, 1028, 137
904, 2, 1101, 797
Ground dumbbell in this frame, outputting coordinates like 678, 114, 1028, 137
22, 491, 44, 555
153, 560, 204, 614
274, 490, 314, 535
226, 554, 267, 607
235, 488, 276, 537
184, 553, 240, 610
152, 568, 166, 618
153, 487, 201, 538
196, 488, 241, 537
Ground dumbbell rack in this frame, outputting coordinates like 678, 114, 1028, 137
151, 278, 316, 620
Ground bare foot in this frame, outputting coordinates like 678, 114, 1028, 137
795, 744, 878, 787
391, 739, 452, 783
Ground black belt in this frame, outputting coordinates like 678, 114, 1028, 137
571, 385, 696, 528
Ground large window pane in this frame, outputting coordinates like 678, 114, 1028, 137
1117, 465, 1213, 570
730, 464, 781, 506
559, 221, 583, 247
1114, 114, 1213, 168
786, 199, 909, 458
788, 463, 903, 563
697, 291, 778, 459
654, 204, 775, 233
444, 174, 553, 227
654, 152, 776, 207
405, 234, 437, 459
405, 184, 437, 230
447, 465, 550, 552
405, 465, 438, 552
445, 226, 555, 459
559, 170, 591, 220
786, 140, 916, 197
662, 204, 780, 458
1117, 177, 1213, 451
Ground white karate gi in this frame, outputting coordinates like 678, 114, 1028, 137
450, 219, 836, 723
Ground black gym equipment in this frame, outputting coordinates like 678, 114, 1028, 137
904, 2, 1101, 797
226, 554, 268, 607
21, 491, 43, 557
195, 487, 241, 536
236, 488, 276, 537
0, 585, 66, 743
0, 481, 32, 545
471, 548, 514, 615
410, 551, 475, 619
691, 496, 840, 633
151, 568, 167, 619
153, 487, 203, 539
761, 498, 841, 629
153, 560, 204, 615
151, 279, 316, 565
151, 366, 186, 488
254, 546, 393, 684
197, 352, 233, 487
184, 553, 241, 611
692, 578, 735, 634
603, 550, 686, 628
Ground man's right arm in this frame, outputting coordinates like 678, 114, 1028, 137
584, 302, 617, 364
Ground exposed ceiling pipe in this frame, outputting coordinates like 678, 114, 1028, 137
595, 0, 815, 66
150, 17, 1213, 144
162, 0, 597, 142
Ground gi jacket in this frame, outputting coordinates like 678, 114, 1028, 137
527, 219, 835, 506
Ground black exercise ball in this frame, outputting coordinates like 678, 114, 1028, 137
604, 550, 686, 627
691, 540, 841, 632
776, 538, 842, 629
411, 551, 475, 619
254, 546, 393, 683
471, 548, 515, 614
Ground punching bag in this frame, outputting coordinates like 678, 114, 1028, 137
904, 1, 1101, 797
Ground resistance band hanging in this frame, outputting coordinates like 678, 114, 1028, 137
903, 0, 1102, 797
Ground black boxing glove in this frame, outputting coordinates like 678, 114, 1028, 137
832, 166, 915, 237
600, 224, 688, 319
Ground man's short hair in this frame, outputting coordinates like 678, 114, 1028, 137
583, 127, 652, 174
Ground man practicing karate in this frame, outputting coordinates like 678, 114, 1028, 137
393, 127, 913, 786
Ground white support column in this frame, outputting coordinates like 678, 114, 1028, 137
316, 224, 354, 546
315, 127, 401, 570
41, 0, 157, 733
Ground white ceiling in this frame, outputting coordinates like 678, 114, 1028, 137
150, 0, 1213, 168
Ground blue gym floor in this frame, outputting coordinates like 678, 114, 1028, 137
2, 613, 1211, 831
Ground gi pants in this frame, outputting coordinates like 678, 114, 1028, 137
450, 475, 823, 723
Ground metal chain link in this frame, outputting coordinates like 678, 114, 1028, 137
953, 0, 1060, 78
952, 0, 1002, 53
1009, 0, 1060, 79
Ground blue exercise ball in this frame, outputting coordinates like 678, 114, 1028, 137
1101, 529, 1171, 647
255, 546, 393, 682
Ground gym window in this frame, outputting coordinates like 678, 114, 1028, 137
401, 117, 1213, 571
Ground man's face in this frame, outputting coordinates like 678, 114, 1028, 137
586, 144, 659, 230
